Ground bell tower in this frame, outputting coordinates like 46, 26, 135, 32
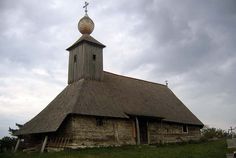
66, 2, 105, 84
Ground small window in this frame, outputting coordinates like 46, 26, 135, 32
183, 125, 188, 133
92, 54, 96, 61
74, 55, 77, 63
96, 118, 103, 126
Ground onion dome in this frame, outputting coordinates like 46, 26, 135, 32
78, 14, 94, 35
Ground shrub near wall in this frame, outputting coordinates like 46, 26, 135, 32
0, 136, 17, 152
201, 126, 228, 139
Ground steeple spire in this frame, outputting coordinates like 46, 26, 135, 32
66, 2, 105, 84
78, 1, 94, 35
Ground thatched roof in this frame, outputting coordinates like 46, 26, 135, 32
15, 72, 203, 136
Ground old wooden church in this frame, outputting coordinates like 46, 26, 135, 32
14, 3, 203, 151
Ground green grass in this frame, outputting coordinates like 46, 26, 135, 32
0, 139, 227, 158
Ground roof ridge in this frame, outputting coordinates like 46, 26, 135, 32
104, 71, 167, 87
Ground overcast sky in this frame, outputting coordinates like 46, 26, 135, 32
0, 0, 236, 138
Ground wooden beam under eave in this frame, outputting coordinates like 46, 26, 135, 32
40, 136, 48, 153
135, 117, 140, 145
147, 121, 150, 144
14, 138, 20, 153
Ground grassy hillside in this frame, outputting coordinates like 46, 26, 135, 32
0, 139, 227, 158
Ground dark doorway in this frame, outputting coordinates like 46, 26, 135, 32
139, 119, 148, 144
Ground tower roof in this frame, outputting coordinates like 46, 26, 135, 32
66, 34, 105, 51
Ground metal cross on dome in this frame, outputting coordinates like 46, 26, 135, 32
83, 1, 89, 15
